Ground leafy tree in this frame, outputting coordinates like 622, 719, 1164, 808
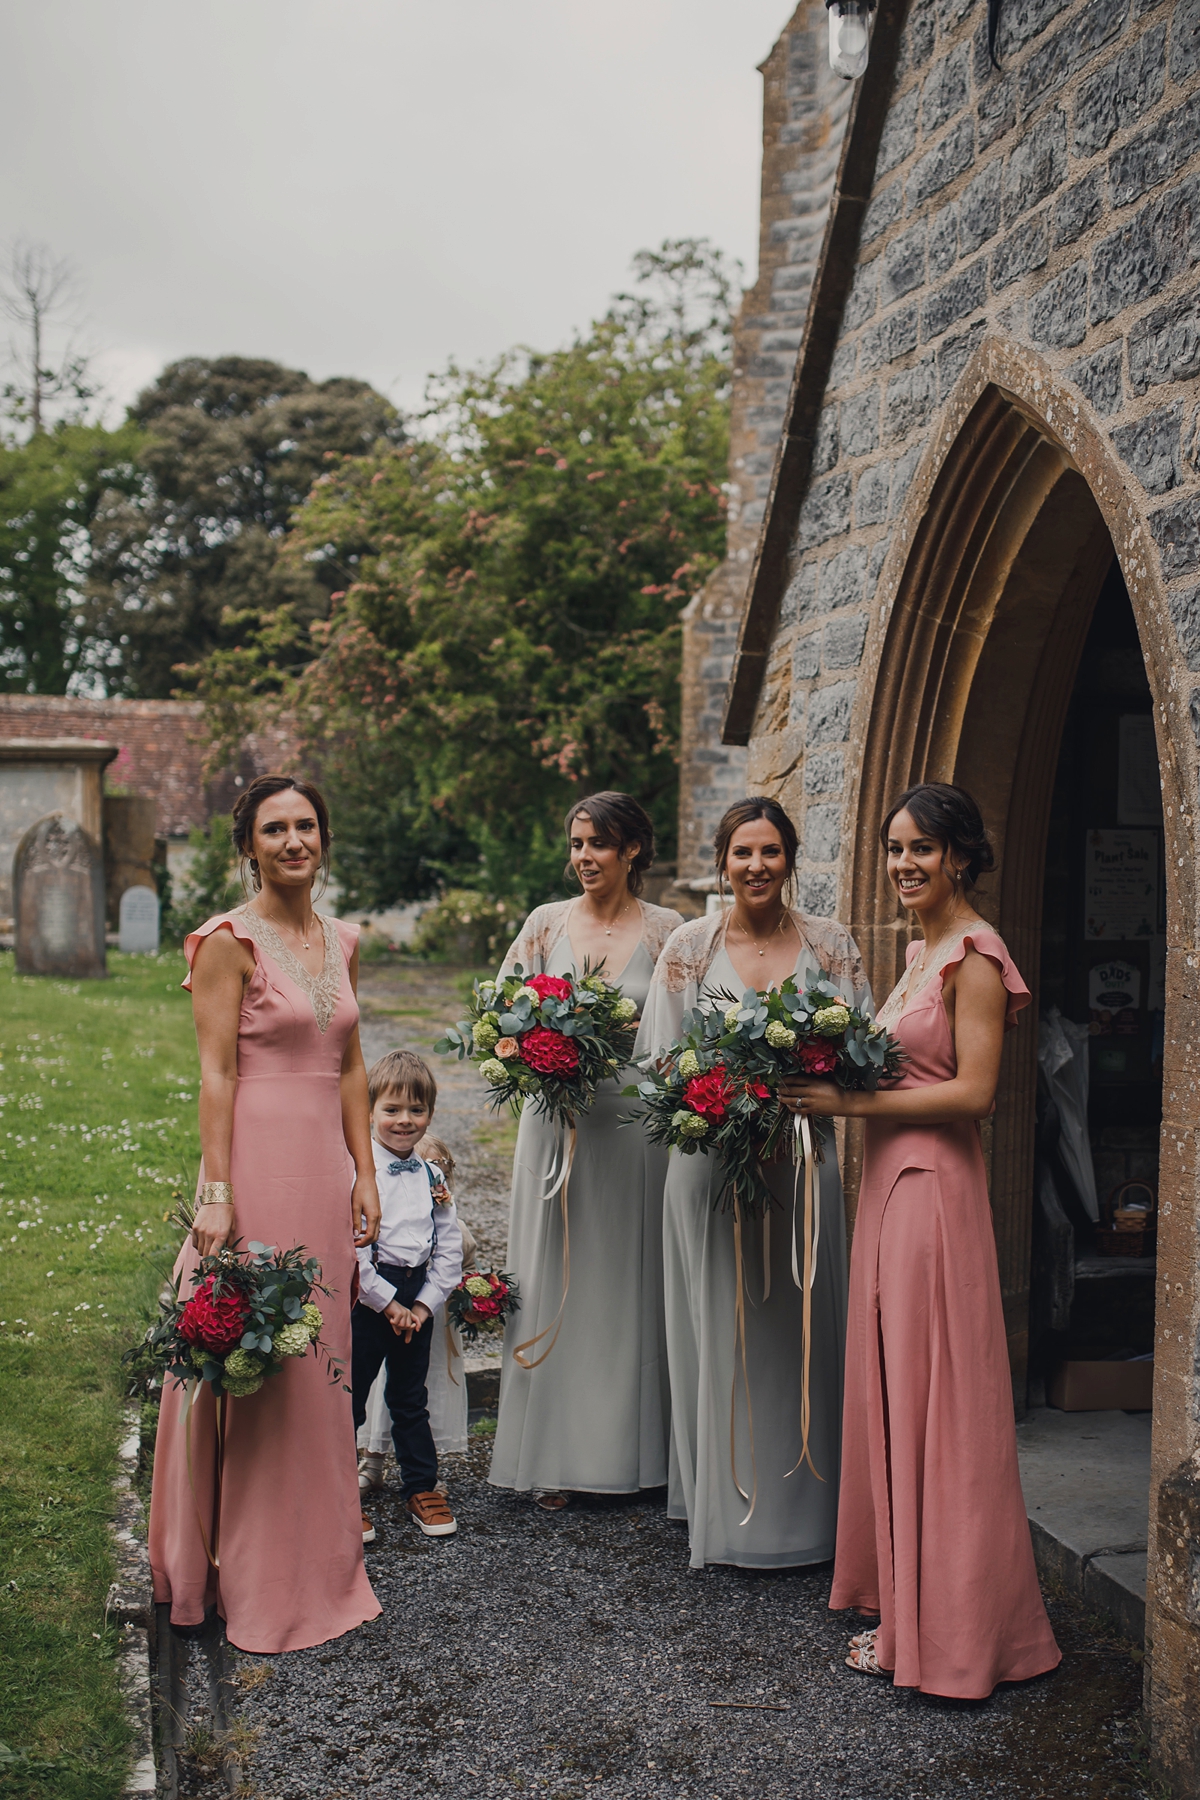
87, 356, 404, 697
0, 421, 143, 693
195, 241, 737, 911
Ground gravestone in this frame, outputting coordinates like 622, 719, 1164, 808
13, 812, 106, 978
119, 884, 160, 954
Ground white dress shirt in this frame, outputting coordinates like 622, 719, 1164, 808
355, 1140, 464, 1316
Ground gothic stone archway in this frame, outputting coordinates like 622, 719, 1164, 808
842, 343, 1192, 1386
838, 340, 1199, 1772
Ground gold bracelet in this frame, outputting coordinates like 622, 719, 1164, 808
201, 1182, 233, 1207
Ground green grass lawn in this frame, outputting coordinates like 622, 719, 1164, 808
0, 949, 199, 1800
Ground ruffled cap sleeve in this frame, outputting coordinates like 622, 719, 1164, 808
940, 927, 1031, 1029
181, 910, 258, 991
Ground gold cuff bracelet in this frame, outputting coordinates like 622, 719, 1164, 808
201, 1182, 234, 1207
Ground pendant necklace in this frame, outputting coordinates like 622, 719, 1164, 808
736, 911, 789, 957
597, 899, 629, 938
261, 905, 315, 951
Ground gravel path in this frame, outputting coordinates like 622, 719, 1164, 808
356, 959, 513, 1270
167, 960, 1153, 1800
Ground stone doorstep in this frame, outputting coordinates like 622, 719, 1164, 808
1016, 1406, 1152, 1645
106, 1409, 157, 1799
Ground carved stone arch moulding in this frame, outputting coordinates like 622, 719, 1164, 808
837, 334, 1196, 1400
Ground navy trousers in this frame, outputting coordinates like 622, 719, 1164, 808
351, 1263, 438, 1500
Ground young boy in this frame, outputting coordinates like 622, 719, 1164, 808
353, 1050, 463, 1542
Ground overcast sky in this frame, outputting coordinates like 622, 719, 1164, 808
0, 0, 790, 422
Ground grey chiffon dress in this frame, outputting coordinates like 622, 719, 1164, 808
637, 910, 872, 1569
489, 899, 683, 1495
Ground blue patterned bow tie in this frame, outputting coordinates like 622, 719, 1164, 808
386, 1156, 424, 1176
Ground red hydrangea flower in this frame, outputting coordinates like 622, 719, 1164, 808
684, 1068, 736, 1120
797, 1040, 839, 1074
526, 973, 572, 1003
520, 1024, 581, 1075
470, 1296, 502, 1318
178, 1275, 251, 1353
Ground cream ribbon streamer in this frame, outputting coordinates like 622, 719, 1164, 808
512, 1118, 577, 1370
445, 1318, 462, 1386
785, 1111, 824, 1483
729, 1199, 758, 1526
182, 1377, 225, 1570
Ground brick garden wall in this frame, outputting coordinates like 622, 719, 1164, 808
743, 0, 1200, 914
0, 694, 295, 838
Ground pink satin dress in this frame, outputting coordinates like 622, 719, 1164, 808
830, 928, 1060, 1698
148, 910, 380, 1653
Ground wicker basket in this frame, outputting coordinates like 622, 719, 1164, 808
1096, 1179, 1157, 1257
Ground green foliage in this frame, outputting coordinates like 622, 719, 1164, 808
409, 889, 526, 964
0, 951, 200, 1798
87, 357, 404, 698
164, 813, 240, 942
0, 422, 143, 693
194, 241, 737, 909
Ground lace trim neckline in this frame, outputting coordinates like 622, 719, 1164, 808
239, 907, 342, 1033
875, 926, 980, 1030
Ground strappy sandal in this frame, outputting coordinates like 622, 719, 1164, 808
535, 1490, 569, 1511
845, 1633, 891, 1679
849, 1625, 878, 1650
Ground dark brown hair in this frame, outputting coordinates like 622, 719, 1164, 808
367, 1049, 438, 1111
231, 774, 332, 893
712, 796, 799, 893
563, 791, 656, 896
879, 782, 995, 888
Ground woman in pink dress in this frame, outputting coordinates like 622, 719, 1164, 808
148, 774, 382, 1653
789, 782, 1060, 1699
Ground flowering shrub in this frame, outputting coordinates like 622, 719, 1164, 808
410, 890, 526, 964
435, 964, 638, 1125
628, 976, 903, 1216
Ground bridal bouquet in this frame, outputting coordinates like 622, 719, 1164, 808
125, 1241, 341, 1398
446, 1269, 521, 1344
435, 966, 638, 1124
629, 977, 903, 1217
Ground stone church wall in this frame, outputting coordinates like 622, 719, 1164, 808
742, 0, 1200, 920
677, 1, 851, 881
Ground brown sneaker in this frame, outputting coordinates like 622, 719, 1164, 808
406, 1490, 457, 1537
361, 1512, 376, 1545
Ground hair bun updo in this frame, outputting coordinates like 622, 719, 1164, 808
880, 782, 995, 888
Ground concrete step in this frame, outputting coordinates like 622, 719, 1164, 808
1016, 1405, 1151, 1643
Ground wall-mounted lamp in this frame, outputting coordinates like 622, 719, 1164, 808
826, 0, 875, 78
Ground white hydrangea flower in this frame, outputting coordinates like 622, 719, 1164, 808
677, 1049, 701, 1079
814, 1004, 851, 1038
765, 1021, 797, 1049
273, 1322, 311, 1359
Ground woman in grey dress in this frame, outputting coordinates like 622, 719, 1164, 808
637, 796, 872, 1570
489, 793, 683, 1506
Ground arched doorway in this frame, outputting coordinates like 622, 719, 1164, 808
843, 373, 1179, 1404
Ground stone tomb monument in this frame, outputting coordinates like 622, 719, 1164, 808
119, 884, 160, 954
14, 813, 106, 978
